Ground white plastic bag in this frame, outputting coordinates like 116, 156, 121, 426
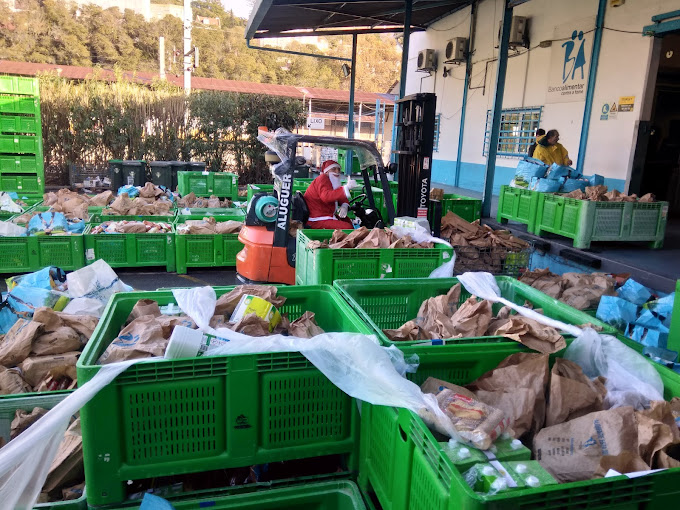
0, 358, 150, 509
62, 297, 106, 318
390, 223, 456, 278
0, 192, 23, 214
456, 271, 664, 409
0, 220, 27, 237
66, 260, 133, 303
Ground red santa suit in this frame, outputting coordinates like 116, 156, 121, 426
304, 165, 354, 230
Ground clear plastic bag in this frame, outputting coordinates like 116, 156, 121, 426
389, 223, 456, 278
456, 272, 664, 410
66, 260, 132, 303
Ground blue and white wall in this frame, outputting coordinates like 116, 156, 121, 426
405, 0, 678, 194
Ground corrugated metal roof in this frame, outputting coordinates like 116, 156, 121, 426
0, 60, 395, 104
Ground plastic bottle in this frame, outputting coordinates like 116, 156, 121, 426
164, 326, 229, 359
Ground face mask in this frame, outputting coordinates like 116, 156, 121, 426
328, 173, 342, 189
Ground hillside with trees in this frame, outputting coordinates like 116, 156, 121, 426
0, 0, 402, 93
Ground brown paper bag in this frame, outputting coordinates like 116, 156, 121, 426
58, 314, 98, 341
11, 407, 48, 439
214, 286, 286, 316
448, 297, 492, 339
546, 358, 607, 426
490, 316, 566, 354
639, 193, 655, 203
467, 353, 549, 440
128, 299, 162, 322
139, 182, 161, 198
107, 193, 133, 215
383, 320, 424, 342
356, 228, 392, 249
430, 188, 444, 201
231, 314, 271, 336
0, 366, 31, 394
594, 451, 651, 477
19, 352, 80, 387
0, 319, 43, 366
421, 377, 476, 399
306, 240, 329, 250
90, 191, 114, 207
288, 311, 325, 338
215, 221, 243, 234
97, 316, 167, 364
534, 407, 639, 482
155, 315, 197, 339
43, 418, 83, 492
636, 400, 680, 466
31, 327, 82, 357
208, 196, 222, 208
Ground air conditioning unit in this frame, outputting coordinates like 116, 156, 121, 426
498, 16, 529, 48
445, 37, 468, 62
417, 49, 437, 72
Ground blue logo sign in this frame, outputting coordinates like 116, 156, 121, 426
562, 30, 587, 83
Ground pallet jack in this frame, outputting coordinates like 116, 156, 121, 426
236, 93, 437, 285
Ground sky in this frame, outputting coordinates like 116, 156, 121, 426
220, 0, 253, 20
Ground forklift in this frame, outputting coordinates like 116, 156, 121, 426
236, 93, 438, 285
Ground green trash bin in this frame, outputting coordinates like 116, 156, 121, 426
149, 161, 173, 190
337, 149, 361, 175
109, 159, 124, 192
169, 161, 187, 191
121, 160, 145, 187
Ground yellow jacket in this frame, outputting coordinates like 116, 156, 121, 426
533, 136, 570, 166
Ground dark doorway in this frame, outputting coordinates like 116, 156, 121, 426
635, 34, 680, 215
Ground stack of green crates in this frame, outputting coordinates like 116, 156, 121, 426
177, 171, 238, 199
295, 229, 454, 285
496, 185, 540, 233
76, 285, 371, 506
174, 208, 246, 273
0, 75, 44, 195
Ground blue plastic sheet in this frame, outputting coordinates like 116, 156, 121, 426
596, 295, 639, 330
117, 185, 140, 198
560, 178, 588, 193
67, 220, 85, 234
644, 345, 677, 366
617, 279, 652, 305
139, 494, 175, 510
647, 293, 674, 318
636, 309, 668, 331
531, 178, 562, 192
546, 163, 571, 180
27, 212, 69, 235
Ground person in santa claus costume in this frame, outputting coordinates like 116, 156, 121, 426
304, 159, 360, 229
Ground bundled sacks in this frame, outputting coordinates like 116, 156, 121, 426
510, 158, 549, 189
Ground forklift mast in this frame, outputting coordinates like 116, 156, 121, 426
394, 93, 437, 220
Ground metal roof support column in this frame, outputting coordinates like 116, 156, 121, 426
482, 0, 512, 218
346, 33, 358, 174
576, 0, 607, 173
455, 1, 476, 187
399, 0, 413, 99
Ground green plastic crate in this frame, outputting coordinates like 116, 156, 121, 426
0, 115, 39, 135
333, 276, 617, 347
76, 285, 371, 506
337, 149, 361, 175
0, 154, 42, 174
0, 392, 87, 509
497, 185, 540, 233
0, 234, 85, 273
0, 95, 40, 115
668, 280, 680, 353
536, 193, 668, 249
175, 208, 246, 220
0, 134, 41, 154
175, 215, 244, 273
98, 213, 176, 223
177, 171, 238, 198
246, 182, 311, 203
108, 480, 365, 510
0, 173, 42, 193
0, 75, 40, 96
0, 195, 41, 220
437, 194, 482, 223
359, 341, 680, 510
296, 230, 454, 286
83, 225, 176, 272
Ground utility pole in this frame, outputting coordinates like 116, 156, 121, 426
159, 36, 165, 80
183, 0, 192, 94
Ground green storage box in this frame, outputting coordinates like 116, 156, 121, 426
149, 161, 173, 189
0, 173, 42, 193
536, 193, 668, 249
246, 182, 311, 203
359, 341, 680, 510
0, 115, 39, 135
0, 154, 42, 174
0, 134, 41, 154
333, 276, 617, 347
0, 392, 87, 509
108, 160, 124, 191
436, 194, 482, 223
0, 75, 40, 96
76, 285, 371, 506
121, 160, 145, 187
175, 208, 245, 220
174, 214, 245, 273
0, 234, 85, 273
83, 225, 176, 272
0, 95, 40, 116
337, 149, 361, 175
177, 171, 238, 198
296, 229, 454, 286
497, 185, 540, 233
98, 213, 175, 223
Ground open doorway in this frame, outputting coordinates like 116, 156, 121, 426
632, 34, 680, 215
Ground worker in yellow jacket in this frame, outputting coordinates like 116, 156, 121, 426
533, 129, 573, 167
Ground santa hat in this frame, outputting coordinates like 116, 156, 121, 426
321, 160, 341, 173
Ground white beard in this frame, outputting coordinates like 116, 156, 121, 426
328, 174, 342, 189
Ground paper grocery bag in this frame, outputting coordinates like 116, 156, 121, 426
0, 366, 31, 394
545, 358, 607, 426
214, 286, 286, 316
534, 407, 639, 482
97, 316, 167, 364
19, 352, 80, 387
288, 311, 325, 338
43, 418, 84, 492
128, 299, 162, 322
0, 319, 43, 366
31, 327, 82, 356
11, 407, 48, 439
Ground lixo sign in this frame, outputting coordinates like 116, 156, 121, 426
306, 117, 325, 130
